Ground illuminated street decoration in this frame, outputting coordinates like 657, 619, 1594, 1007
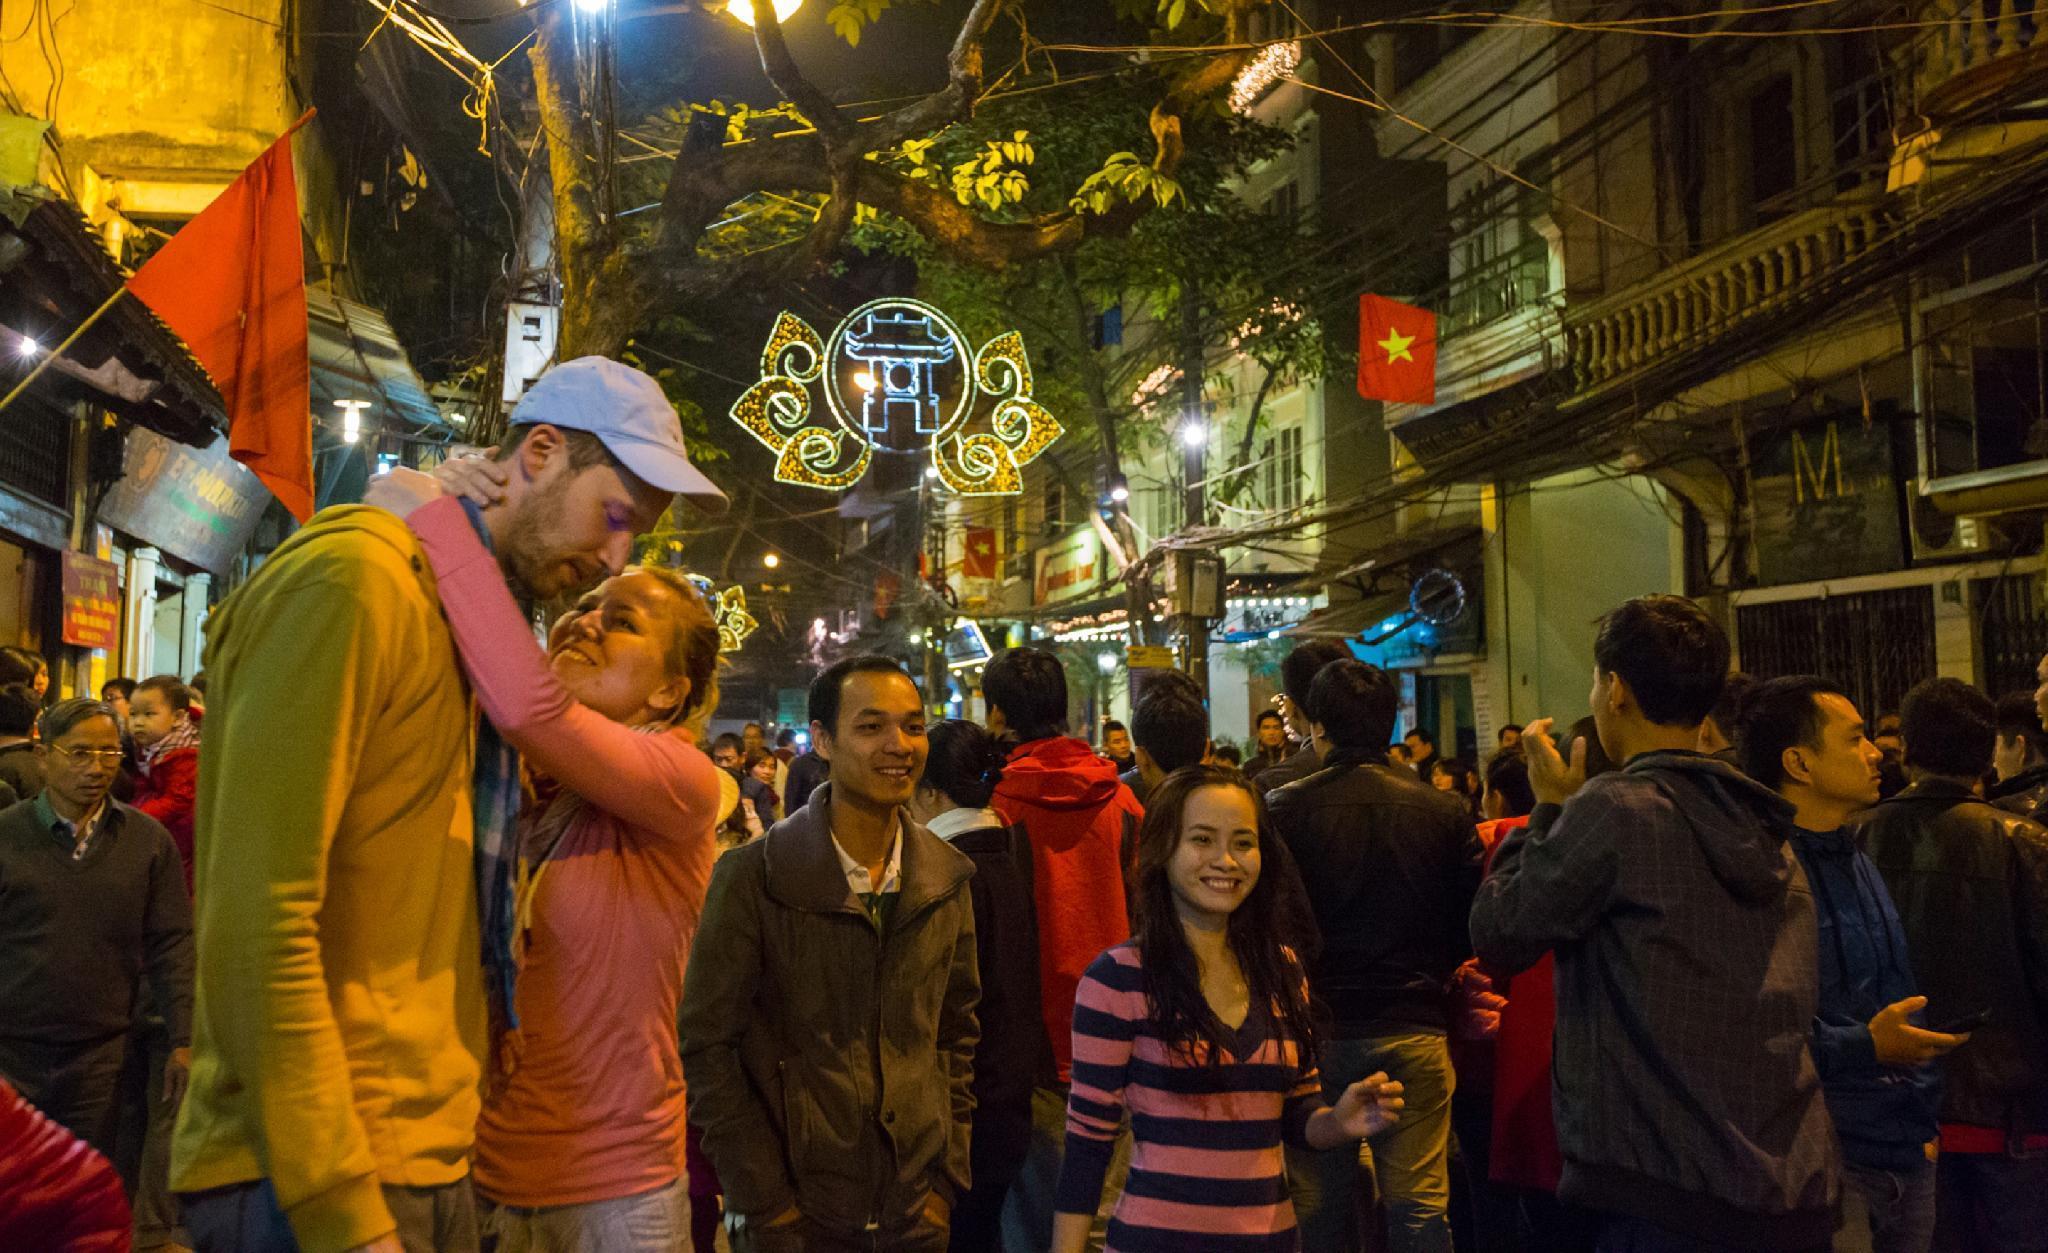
1230, 40, 1301, 113
729, 297, 1063, 495
688, 575, 760, 653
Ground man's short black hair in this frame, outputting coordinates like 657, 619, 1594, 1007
710, 732, 744, 756
39, 697, 117, 746
1711, 672, 1758, 732
1406, 727, 1436, 748
1736, 675, 1844, 790
101, 678, 136, 702
1212, 744, 1242, 766
494, 424, 623, 474
1133, 692, 1208, 774
1485, 751, 1535, 818
1901, 677, 1997, 779
1103, 720, 1128, 736
775, 727, 797, 747
810, 654, 915, 739
982, 647, 1069, 741
1307, 660, 1399, 751
1280, 639, 1351, 709
0, 683, 37, 737
1996, 692, 2048, 763
1255, 709, 1284, 729
1497, 723, 1523, 742
1593, 595, 1730, 727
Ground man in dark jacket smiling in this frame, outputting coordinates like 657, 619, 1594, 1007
681, 655, 978, 1252
1470, 595, 1838, 1253
1741, 676, 1959, 1253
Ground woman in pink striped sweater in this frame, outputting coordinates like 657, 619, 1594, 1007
1054, 765, 1405, 1253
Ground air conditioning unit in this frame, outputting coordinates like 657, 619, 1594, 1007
1908, 489, 1995, 562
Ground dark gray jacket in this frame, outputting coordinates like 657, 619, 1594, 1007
1470, 751, 1837, 1250
680, 784, 979, 1234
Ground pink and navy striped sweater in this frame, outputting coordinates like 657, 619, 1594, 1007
1057, 942, 1323, 1252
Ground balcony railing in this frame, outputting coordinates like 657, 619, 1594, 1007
1442, 246, 1550, 339
1912, 0, 2048, 117
1561, 201, 1888, 391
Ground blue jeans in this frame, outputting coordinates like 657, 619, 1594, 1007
1932, 1150, 2048, 1253
182, 1176, 478, 1253
1842, 1159, 1936, 1253
999, 1083, 1128, 1253
1295, 1033, 1455, 1253
482, 1179, 687, 1253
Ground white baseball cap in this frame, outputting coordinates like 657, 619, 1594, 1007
510, 356, 729, 515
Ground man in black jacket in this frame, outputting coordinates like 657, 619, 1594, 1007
1470, 595, 1838, 1253
1864, 677, 2048, 1253
1269, 660, 1483, 1253
681, 655, 979, 1253
1989, 690, 2048, 821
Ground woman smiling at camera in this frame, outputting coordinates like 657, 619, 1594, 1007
1053, 765, 1406, 1253
367, 465, 724, 1253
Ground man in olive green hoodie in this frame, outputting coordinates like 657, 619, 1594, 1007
172, 359, 724, 1253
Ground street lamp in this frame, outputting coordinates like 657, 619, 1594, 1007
1096, 651, 1118, 675
762, 552, 782, 569
1179, 419, 1207, 450
334, 398, 370, 445
726, 0, 803, 26
15, 335, 36, 358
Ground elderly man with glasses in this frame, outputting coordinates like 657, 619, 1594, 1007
0, 696, 193, 1170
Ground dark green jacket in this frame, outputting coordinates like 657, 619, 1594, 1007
680, 783, 979, 1234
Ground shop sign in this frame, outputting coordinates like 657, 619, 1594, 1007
1034, 529, 1099, 605
1752, 416, 1902, 585
98, 427, 269, 576
61, 550, 119, 650
1127, 645, 1176, 670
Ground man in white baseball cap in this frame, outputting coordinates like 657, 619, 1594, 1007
175, 355, 729, 1253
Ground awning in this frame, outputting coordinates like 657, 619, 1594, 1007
2, 194, 224, 445
307, 286, 452, 442
1291, 523, 1483, 593
1287, 591, 1406, 638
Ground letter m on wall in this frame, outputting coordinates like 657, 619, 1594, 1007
1791, 422, 1853, 504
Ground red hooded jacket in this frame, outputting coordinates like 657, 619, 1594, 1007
991, 736, 1144, 1083
0, 1077, 129, 1250
135, 708, 201, 893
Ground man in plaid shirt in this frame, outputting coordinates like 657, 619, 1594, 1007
1470, 596, 1838, 1253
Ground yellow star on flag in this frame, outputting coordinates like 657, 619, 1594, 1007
1379, 326, 1417, 365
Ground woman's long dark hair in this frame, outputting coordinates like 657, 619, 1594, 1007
1132, 764, 1318, 1065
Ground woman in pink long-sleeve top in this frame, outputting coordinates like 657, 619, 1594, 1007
369, 469, 724, 1252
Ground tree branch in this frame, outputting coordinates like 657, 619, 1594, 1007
861, 0, 1007, 155
1216, 362, 1278, 506
748, 0, 851, 146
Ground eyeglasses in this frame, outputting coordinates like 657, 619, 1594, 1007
52, 747, 123, 766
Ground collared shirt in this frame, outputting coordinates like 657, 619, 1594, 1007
36, 792, 109, 861
831, 823, 903, 927
924, 807, 1005, 843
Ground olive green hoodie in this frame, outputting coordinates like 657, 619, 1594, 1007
171, 505, 484, 1253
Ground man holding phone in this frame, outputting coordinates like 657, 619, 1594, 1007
1864, 677, 2048, 1253
1739, 677, 1961, 1253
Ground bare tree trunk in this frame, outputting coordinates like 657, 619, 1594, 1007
1058, 258, 1157, 647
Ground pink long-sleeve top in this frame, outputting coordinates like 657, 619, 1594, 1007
408, 496, 722, 1208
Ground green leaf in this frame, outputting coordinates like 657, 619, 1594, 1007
827, 2, 866, 44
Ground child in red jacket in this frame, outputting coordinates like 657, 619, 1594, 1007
128, 675, 201, 892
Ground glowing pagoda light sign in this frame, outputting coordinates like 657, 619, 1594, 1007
728, 297, 1063, 496
687, 574, 760, 653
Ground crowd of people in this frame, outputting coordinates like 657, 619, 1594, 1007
5, 352, 2048, 1253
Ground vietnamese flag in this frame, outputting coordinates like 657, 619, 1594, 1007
1357, 293, 1438, 406
128, 112, 315, 520
962, 527, 997, 579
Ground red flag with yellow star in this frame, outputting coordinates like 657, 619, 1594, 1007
1357, 293, 1437, 405
962, 527, 997, 579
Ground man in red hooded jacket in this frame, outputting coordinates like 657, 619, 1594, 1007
983, 645, 1145, 1250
